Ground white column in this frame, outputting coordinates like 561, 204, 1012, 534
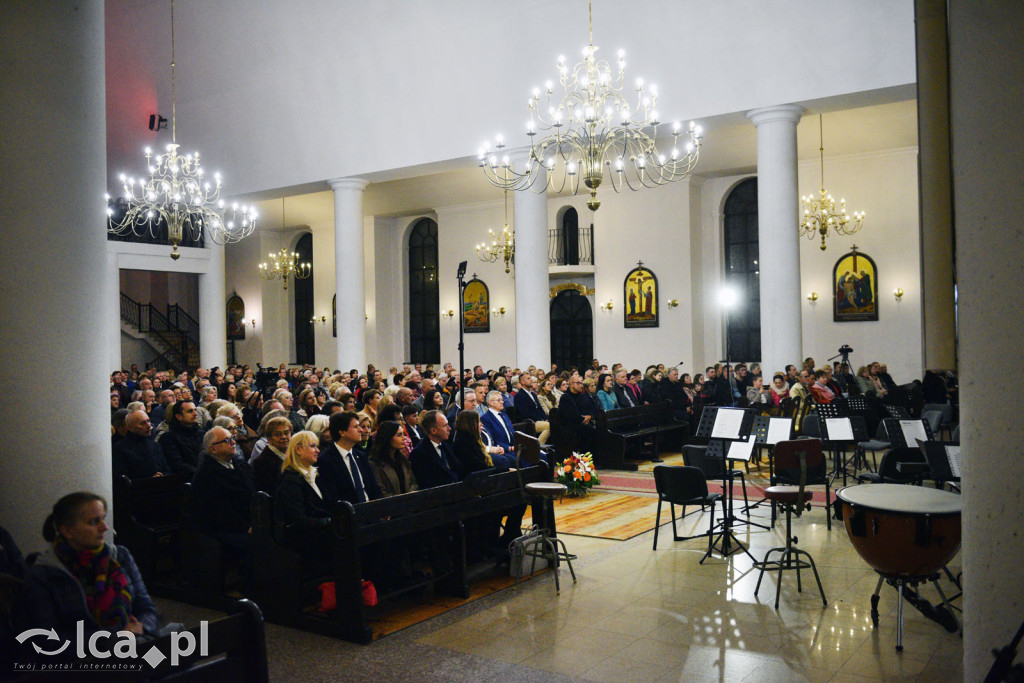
105, 248, 122, 372
198, 240, 226, 368
947, 1, 1024, 672
512, 165, 550, 370
329, 178, 369, 371
747, 105, 804, 373
0, 0, 110, 548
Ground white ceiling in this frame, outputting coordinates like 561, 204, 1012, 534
251, 98, 919, 230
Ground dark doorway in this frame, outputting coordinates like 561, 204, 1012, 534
723, 178, 760, 362
550, 289, 593, 371
408, 218, 440, 363
294, 233, 314, 364
561, 207, 580, 265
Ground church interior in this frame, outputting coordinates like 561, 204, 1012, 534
2, 1, 1023, 680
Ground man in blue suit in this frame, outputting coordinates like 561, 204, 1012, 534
481, 390, 517, 456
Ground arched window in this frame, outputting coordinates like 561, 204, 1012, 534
561, 207, 580, 265
723, 178, 760, 362
408, 218, 440, 363
294, 232, 314, 364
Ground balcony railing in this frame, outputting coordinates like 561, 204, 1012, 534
548, 224, 594, 266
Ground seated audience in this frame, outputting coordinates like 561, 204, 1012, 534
746, 375, 770, 408
410, 410, 461, 488
113, 410, 169, 480
481, 390, 517, 456
18, 492, 160, 647
513, 372, 550, 443
159, 400, 204, 475
769, 373, 790, 407
367, 421, 419, 497
272, 431, 332, 575
558, 375, 598, 454
809, 369, 836, 404
402, 405, 424, 445
536, 375, 557, 415
252, 416, 292, 493
595, 373, 618, 412
318, 411, 382, 505
191, 426, 254, 563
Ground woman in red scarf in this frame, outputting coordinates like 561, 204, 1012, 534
19, 492, 159, 647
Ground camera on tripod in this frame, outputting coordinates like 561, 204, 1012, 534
838, 344, 854, 355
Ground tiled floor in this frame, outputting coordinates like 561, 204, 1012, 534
157, 498, 964, 681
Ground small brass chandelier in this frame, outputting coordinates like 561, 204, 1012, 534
476, 190, 515, 273
800, 114, 865, 250
106, 0, 256, 259
258, 199, 311, 290
478, 0, 702, 212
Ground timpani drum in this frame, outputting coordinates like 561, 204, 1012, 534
836, 484, 961, 578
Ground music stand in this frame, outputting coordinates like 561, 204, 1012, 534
884, 405, 912, 419
817, 403, 867, 486
747, 415, 794, 520
920, 440, 961, 490
694, 406, 758, 563
848, 396, 869, 413
882, 418, 935, 449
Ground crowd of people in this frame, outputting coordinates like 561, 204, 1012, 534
0, 354, 957, 664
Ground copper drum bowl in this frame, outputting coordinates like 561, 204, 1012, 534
837, 484, 961, 578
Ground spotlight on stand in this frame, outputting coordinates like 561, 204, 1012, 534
148, 114, 168, 131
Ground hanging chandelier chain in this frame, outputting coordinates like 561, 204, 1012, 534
799, 112, 865, 250
170, 0, 176, 144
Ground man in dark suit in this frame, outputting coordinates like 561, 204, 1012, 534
513, 372, 546, 422
558, 374, 597, 452
402, 405, 425, 446
318, 411, 381, 505
191, 426, 254, 560
410, 410, 461, 488
112, 410, 169, 480
612, 369, 638, 409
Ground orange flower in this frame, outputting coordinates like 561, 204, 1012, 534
563, 465, 572, 473
574, 471, 582, 479
583, 473, 591, 482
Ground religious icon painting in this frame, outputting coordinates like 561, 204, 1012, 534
624, 262, 659, 328
332, 294, 337, 338
462, 277, 490, 333
226, 293, 246, 340
833, 246, 879, 322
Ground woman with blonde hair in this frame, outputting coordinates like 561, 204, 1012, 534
272, 431, 332, 573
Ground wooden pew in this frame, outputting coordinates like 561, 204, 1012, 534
113, 474, 188, 582
251, 465, 551, 643
593, 401, 688, 471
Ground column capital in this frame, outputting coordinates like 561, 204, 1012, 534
327, 177, 369, 192
746, 104, 805, 128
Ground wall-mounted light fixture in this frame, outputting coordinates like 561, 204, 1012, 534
807, 291, 819, 303
600, 300, 614, 312
491, 306, 507, 317
893, 287, 904, 301
250, 318, 257, 329
667, 299, 679, 309
310, 315, 327, 325
441, 309, 455, 319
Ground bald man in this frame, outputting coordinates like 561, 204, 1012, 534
112, 410, 169, 480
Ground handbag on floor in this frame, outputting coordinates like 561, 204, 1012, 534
508, 526, 546, 578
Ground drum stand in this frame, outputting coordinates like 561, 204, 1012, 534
870, 572, 960, 651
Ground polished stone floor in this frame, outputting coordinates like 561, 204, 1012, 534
157, 498, 964, 682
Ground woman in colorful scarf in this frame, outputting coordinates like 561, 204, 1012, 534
19, 492, 159, 648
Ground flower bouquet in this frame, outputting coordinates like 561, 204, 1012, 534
555, 452, 601, 497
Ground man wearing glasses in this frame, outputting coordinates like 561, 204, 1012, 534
192, 426, 255, 570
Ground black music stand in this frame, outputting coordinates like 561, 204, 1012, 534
817, 404, 868, 486
694, 406, 758, 563
920, 440, 961, 488
748, 415, 795, 521
884, 404, 912, 419
882, 418, 935, 449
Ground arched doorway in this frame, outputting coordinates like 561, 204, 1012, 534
723, 178, 760, 362
550, 289, 593, 371
407, 218, 440, 363
293, 232, 314, 364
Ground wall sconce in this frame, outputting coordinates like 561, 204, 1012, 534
310, 315, 327, 325
491, 306, 506, 317
441, 309, 455, 319
807, 291, 819, 303
893, 288, 904, 301
600, 300, 614, 312
250, 318, 257, 329
667, 299, 679, 309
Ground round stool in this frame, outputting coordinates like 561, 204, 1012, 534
754, 485, 828, 609
515, 482, 577, 593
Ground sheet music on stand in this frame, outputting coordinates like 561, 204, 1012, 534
766, 418, 792, 445
899, 420, 930, 448
919, 440, 962, 481
824, 417, 855, 441
945, 445, 962, 479
726, 435, 757, 461
711, 408, 746, 440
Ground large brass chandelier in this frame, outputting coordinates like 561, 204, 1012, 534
476, 190, 516, 274
106, 0, 256, 260
258, 199, 311, 290
800, 114, 865, 250
478, 1, 702, 212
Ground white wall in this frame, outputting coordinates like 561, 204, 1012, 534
224, 230, 264, 365
798, 148, 922, 382
104, 0, 917, 196
120, 329, 158, 369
